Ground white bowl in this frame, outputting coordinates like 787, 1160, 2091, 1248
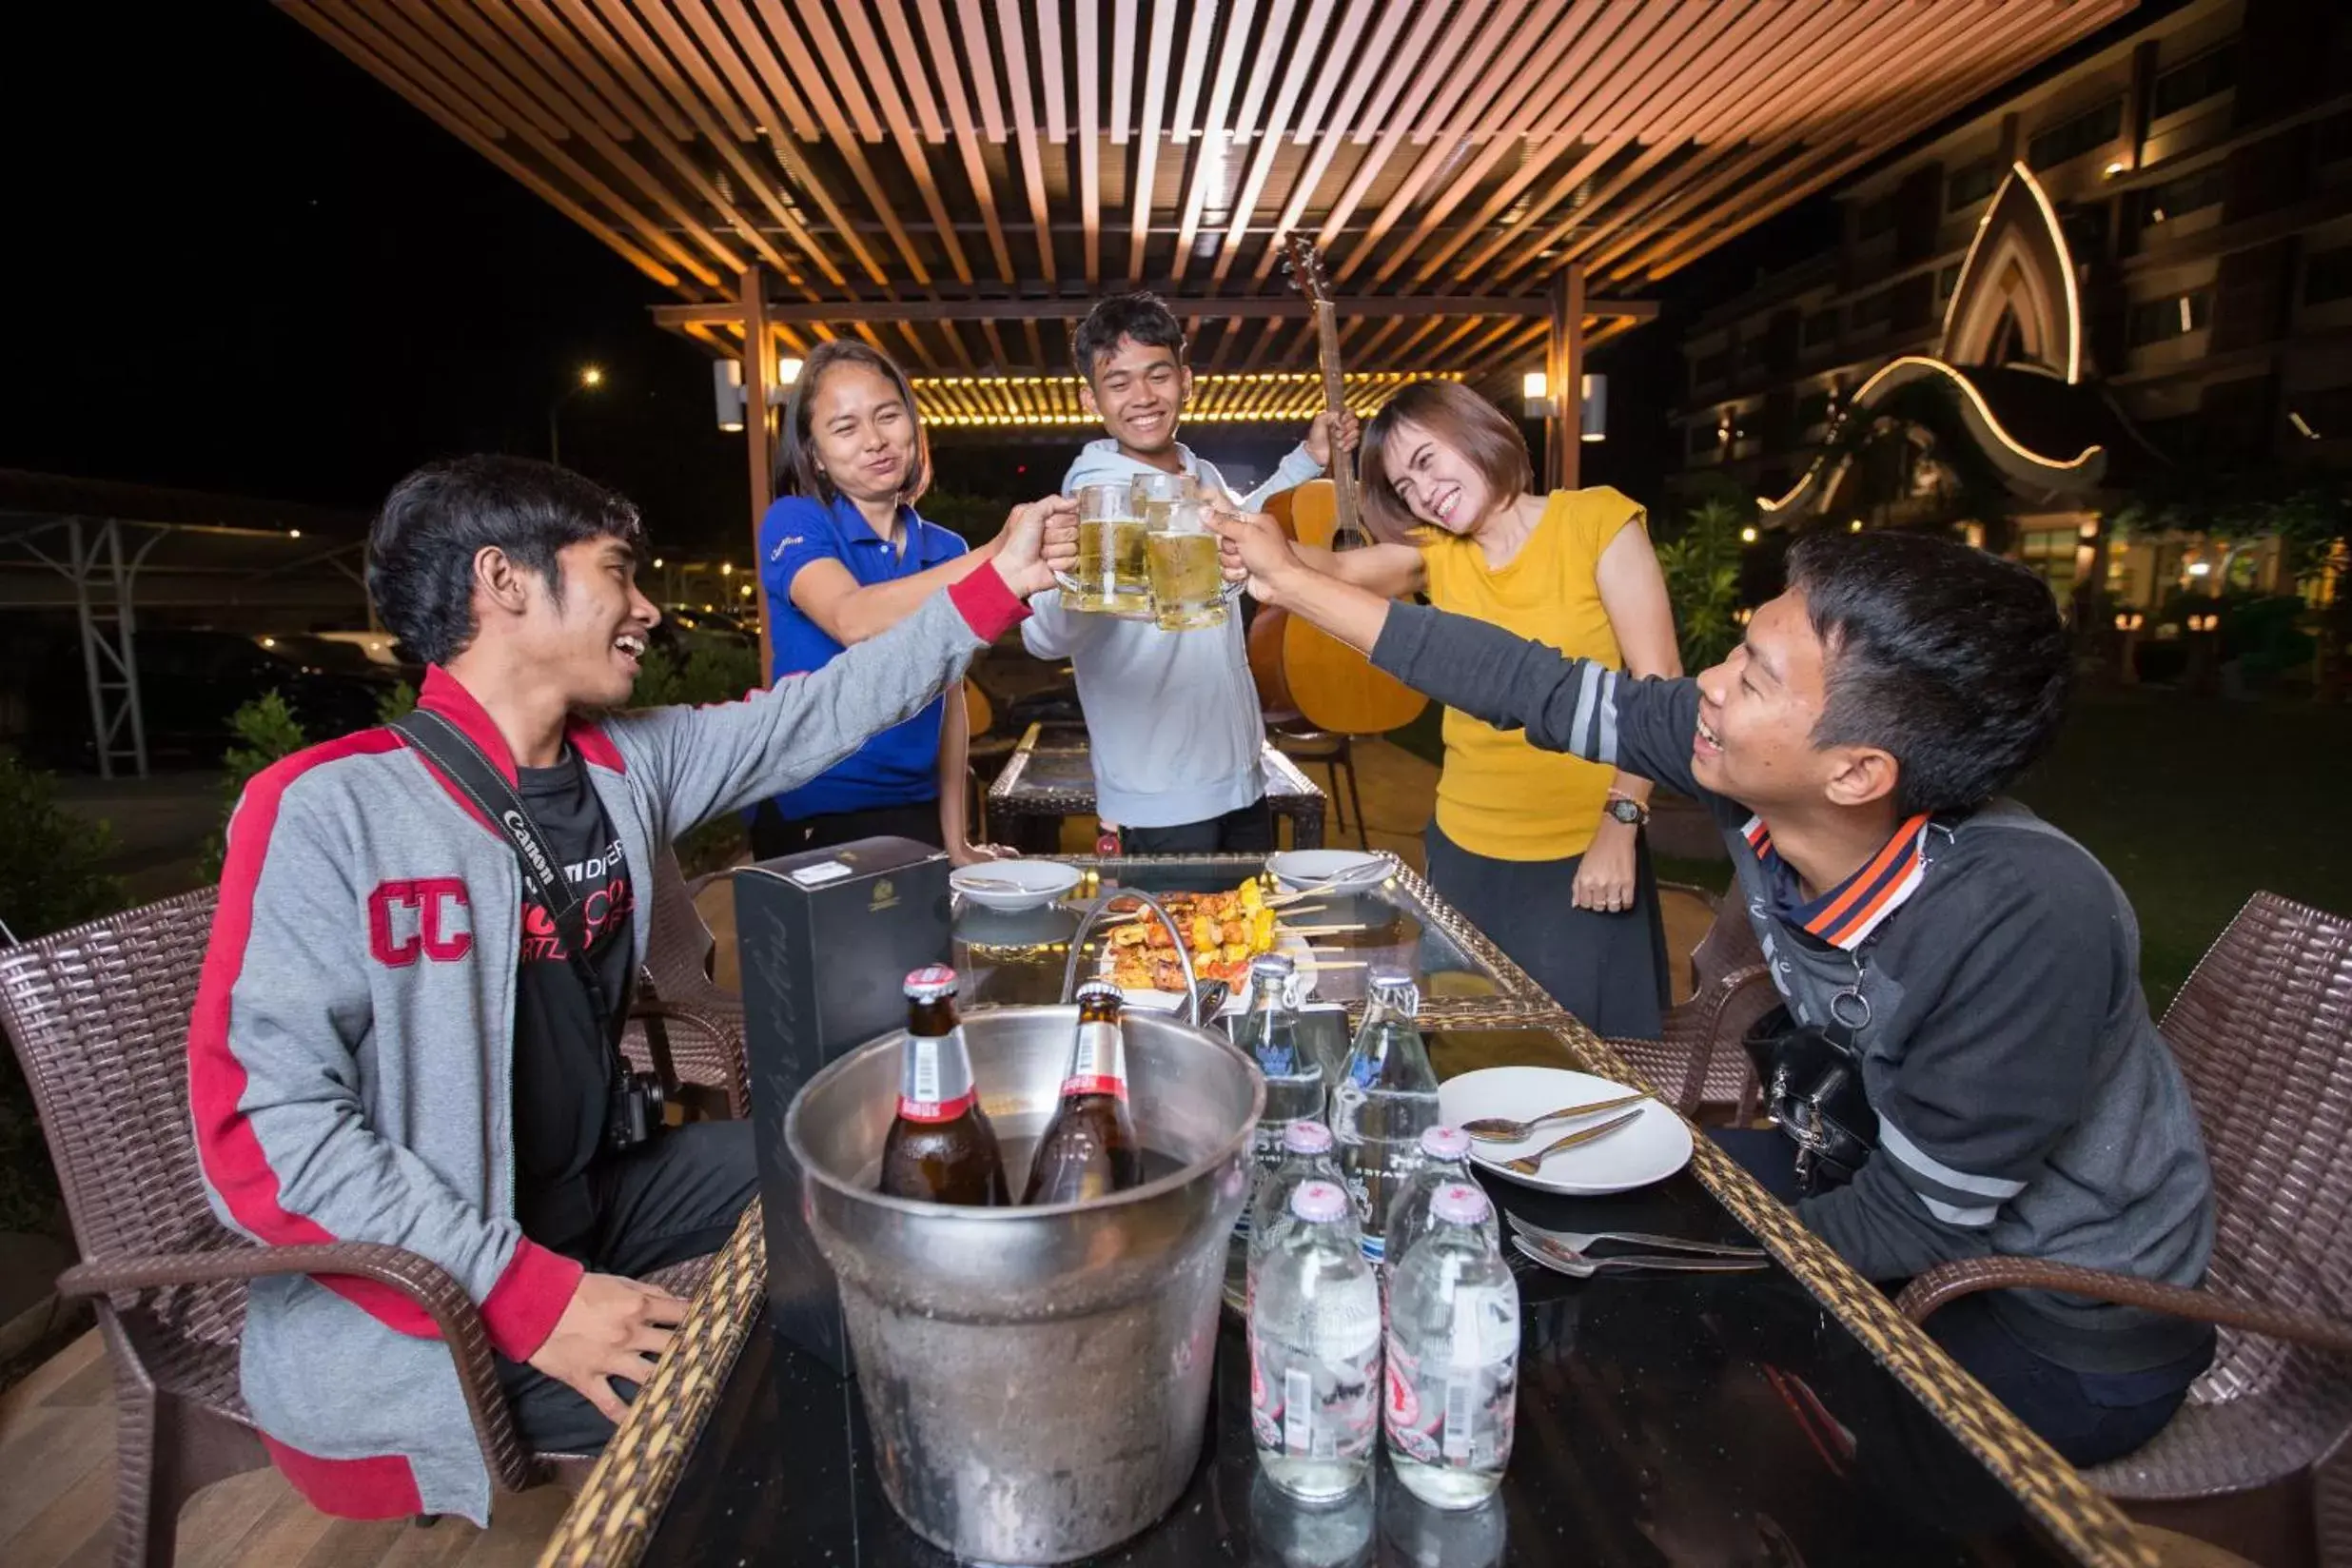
950, 860, 1084, 911
1264, 849, 1390, 894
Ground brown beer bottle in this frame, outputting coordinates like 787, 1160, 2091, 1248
879, 966, 1010, 1206
1022, 979, 1145, 1205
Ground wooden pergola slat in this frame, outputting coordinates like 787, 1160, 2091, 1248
280, 0, 2131, 384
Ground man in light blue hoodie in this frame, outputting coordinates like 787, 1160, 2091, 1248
1027, 291, 1355, 852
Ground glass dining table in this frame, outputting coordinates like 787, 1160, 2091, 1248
537, 853, 2149, 1568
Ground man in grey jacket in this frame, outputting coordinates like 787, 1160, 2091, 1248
1214, 510, 2216, 1466
189, 456, 1072, 1521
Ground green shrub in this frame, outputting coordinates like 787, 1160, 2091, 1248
196, 693, 310, 883
0, 753, 128, 1239
1654, 497, 1748, 673
0, 753, 127, 945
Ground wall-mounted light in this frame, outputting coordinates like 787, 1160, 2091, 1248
1739, 525, 1759, 544
720, 561, 734, 577
1850, 519, 1865, 533
2102, 160, 2127, 178
1521, 370, 1550, 420
2289, 410, 2320, 441
713, 361, 747, 434
777, 356, 805, 389
1580, 373, 1607, 442
2186, 560, 2211, 578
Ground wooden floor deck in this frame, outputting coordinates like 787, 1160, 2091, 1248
0, 1330, 567, 1568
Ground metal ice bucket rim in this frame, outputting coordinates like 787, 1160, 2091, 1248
783, 999, 1264, 1221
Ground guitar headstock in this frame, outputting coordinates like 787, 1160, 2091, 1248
1279, 233, 1333, 306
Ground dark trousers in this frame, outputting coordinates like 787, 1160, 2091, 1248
1116, 797, 1276, 855
498, 1121, 758, 1454
1422, 821, 1669, 1038
1711, 1127, 2210, 1468
749, 797, 943, 861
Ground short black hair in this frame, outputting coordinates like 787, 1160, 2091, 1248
1070, 291, 1187, 381
366, 455, 644, 666
1786, 530, 2070, 816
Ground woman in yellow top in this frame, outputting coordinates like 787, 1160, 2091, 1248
1273, 380, 1680, 1036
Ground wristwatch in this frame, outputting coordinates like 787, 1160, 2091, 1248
1604, 795, 1650, 828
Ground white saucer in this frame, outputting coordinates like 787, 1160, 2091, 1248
949, 861, 1084, 911
1439, 1066, 1694, 1196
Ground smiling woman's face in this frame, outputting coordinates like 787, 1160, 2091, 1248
806, 363, 916, 505
1376, 417, 1494, 536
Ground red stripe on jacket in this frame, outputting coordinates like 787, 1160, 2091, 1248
188, 728, 582, 1360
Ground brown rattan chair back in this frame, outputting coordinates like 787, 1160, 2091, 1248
0, 890, 245, 1338
1604, 883, 1773, 1117
2161, 892, 2352, 1405
2087, 891, 2352, 1505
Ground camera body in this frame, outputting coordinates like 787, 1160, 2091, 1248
605, 1067, 667, 1153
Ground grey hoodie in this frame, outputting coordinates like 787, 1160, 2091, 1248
188, 575, 1026, 1522
1023, 439, 1322, 826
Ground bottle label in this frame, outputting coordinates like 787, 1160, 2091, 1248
1382, 1289, 1519, 1470
1252, 1305, 1380, 1463
1060, 1021, 1129, 1101
896, 1032, 979, 1124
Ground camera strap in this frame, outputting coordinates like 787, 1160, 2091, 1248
391, 711, 618, 1047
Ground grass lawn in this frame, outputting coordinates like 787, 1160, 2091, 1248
1391, 691, 2351, 1014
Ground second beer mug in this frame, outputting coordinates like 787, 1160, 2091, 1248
1145, 498, 1228, 632
1062, 480, 1151, 617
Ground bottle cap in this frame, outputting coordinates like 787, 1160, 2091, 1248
1282, 1120, 1335, 1155
1367, 964, 1414, 990
1368, 968, 1421, 1017
1249, 951, 1297, 977
1290, 1181, 1350, 1224
1420, 1125, 1471, 1159
1430, 1183, 1492, 1226
903, 965, 959, 1001
1074, 976, 1122, 1005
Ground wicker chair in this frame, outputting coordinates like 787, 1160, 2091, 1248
1602, 884, 1776, 1118
0, 889, 715, 1567
1896, 891, 2352, 1562
619, 847, 748, 1118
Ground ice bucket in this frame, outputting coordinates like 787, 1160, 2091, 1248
785, 1003, 1263, 1563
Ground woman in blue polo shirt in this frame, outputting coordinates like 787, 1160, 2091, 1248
749, 340, 1016, 863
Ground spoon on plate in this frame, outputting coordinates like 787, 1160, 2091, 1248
1460, 1091, 1650, 1144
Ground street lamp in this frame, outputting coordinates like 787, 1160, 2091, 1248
549, 364, 605, 468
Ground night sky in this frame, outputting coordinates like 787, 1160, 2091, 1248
1, 3, 1829, 559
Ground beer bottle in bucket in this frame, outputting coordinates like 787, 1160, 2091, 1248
880, 966, 1011, 1206
1022, 978, 1145, 1204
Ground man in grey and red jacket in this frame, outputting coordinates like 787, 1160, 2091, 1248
1214, 512, 2215, 1467
189, 456, 1073, 1522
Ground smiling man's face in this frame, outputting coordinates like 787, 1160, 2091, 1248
1688, 588, 1845, 812
1081, 335, 1190, 458
514, 535, 660, 712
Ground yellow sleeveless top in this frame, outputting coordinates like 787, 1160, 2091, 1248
1417, 487, 1646, 862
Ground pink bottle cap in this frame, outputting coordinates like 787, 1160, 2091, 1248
1429, 1184, 1492, 1226
1290, 1181, 1351, 1224
1420, 1126, 1471, 1159
1284, 1121, 1335, 1154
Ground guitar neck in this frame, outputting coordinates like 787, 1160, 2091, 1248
1311, 300, 1361, 546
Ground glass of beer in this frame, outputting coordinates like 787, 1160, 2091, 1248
1061, 481, 1149, 617
1145, 498, 1228, 632
1129, 470, 1200, 531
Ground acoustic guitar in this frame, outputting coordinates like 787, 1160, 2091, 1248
1245, 235, 1427, 736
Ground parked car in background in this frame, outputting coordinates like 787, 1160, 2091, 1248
23, 628, 399, 768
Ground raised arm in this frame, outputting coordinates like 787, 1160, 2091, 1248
1212, 507, 1704, 797
630, 500, 1071, 834
762, 497, 990, 649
